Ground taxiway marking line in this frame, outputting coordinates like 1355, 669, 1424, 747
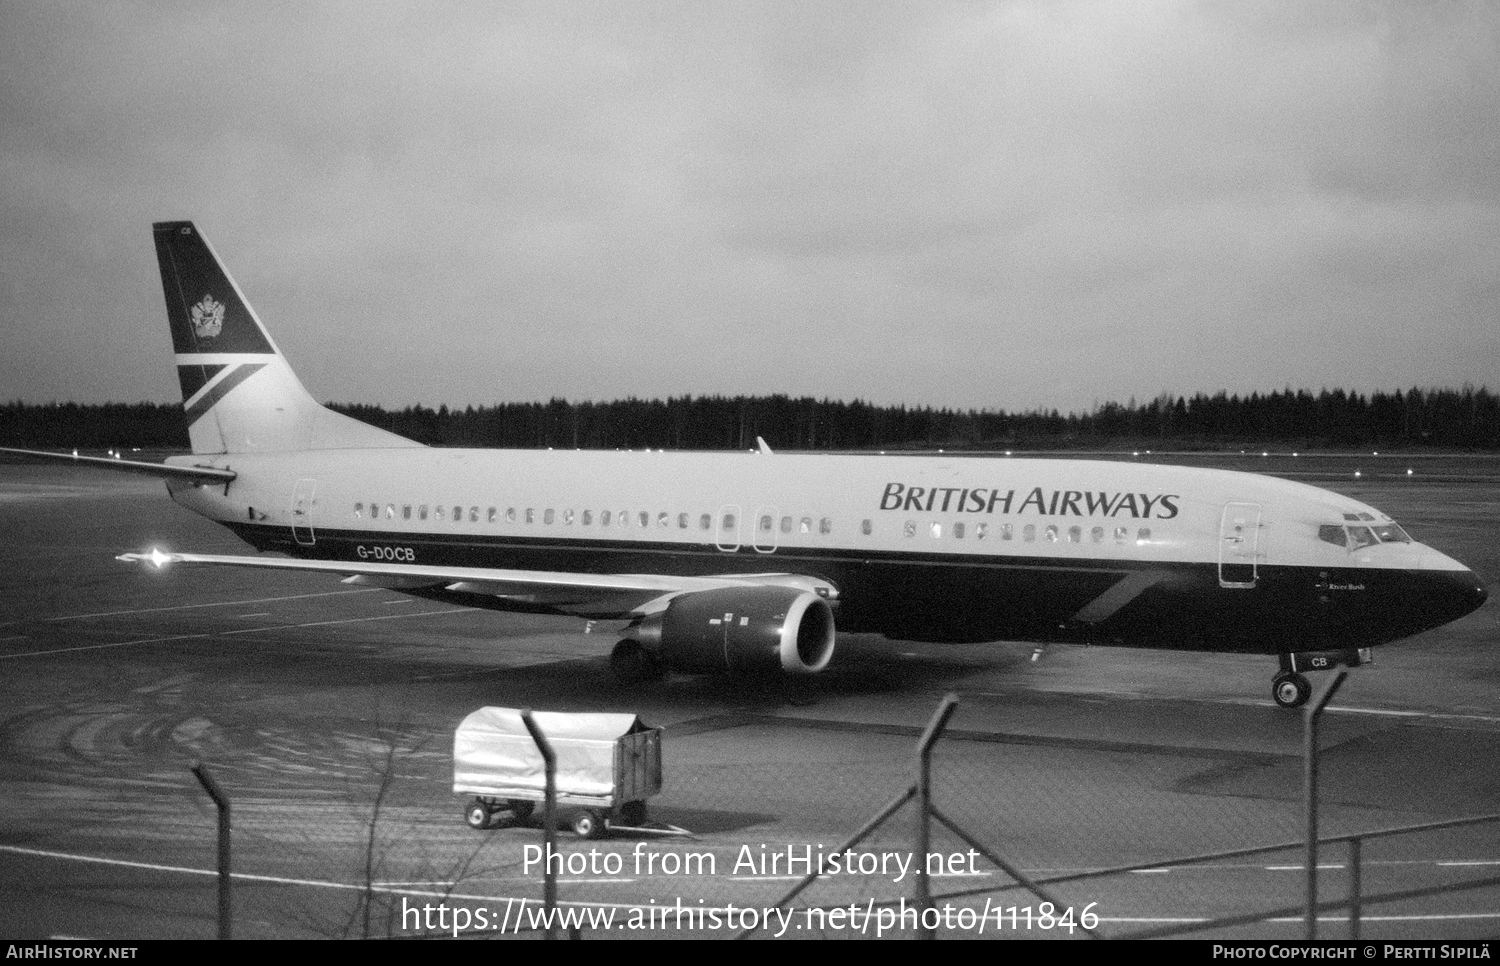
0, 608, 473, 659
1439, 860, 1500, 867
1325, 705, 1500, 725
218, 609, 469, 634
0, 632, 212, 660
0, 845, 762, 915
41, 588, 380, 623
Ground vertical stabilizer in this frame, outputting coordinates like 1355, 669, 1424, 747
152, 221, 421, 454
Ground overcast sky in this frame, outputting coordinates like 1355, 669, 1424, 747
2, 1, 1496, 415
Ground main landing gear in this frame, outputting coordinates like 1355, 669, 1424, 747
1271, 647, 1373, 708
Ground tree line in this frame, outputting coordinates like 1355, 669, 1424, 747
3, 386, 1496, 451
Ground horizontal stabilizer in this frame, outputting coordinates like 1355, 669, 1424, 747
0, 447, 236, 484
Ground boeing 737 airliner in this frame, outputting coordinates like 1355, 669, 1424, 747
5, 223, 1488, 707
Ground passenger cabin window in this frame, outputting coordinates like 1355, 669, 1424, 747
419, 505, 429, 521
800, 517, 812, 534
1023, 525, 1035, 542
468, 506, 478, 522
861, 519, 872, 536
506, 508, 516, 523
699, 514, 712, 530
452, 505, 462, 522
931, 523, 942, 538
639, 511, 650, 528
544, 509, 555, 524
678, 513, 688, 529
1114, 526, 1128, 543
353, 503, 363, 519
760, 515, 773, 533
954, 522, 965, 539
1045, 525, 1058, 542
564, 509, 574, 525
601, 510, 611, 526
781, 516, 792, 534
976, 523, 988, 540
657, 512, 669, 528
819, 517, 832, 535
403, 505, 412, 521
436, 506, 446, 521
582, 510, 593, 525
1137, 528, 1152, 544
1068, 526, 1081, 543
1091, 526, 1103, 543
487, 507, 496, 523
904, 521, 916, 538
722, 513, 736, 530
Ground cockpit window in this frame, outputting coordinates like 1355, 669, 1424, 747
1322, 522, 1411, 549
1319, 525, 1347, 548
1373, 524, 1410, 544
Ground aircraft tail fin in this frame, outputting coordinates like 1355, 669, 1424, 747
152, 221, 421, 455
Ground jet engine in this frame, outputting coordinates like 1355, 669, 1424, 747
625, 586, 835, 675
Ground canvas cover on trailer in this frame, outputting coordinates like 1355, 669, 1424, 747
453, 707, 661, 805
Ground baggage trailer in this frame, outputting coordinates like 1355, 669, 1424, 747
453, 707, 663, 838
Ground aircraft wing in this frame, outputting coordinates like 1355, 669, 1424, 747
0, 447, 236, 484
116, 550, 837, 616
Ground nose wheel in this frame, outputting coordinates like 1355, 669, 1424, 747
1272, 672, 1312, 709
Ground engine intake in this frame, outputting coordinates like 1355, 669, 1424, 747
631, 586, 835, 674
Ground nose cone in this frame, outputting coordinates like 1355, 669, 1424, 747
1425, 568, 1488, 628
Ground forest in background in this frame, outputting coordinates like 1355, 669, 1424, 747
3, 386, 1496, 452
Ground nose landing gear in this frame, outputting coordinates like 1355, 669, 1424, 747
1272, 647, 1372, 709
1272, 672, 1312, 709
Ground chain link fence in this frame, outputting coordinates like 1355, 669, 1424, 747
170, 694, 1500, 940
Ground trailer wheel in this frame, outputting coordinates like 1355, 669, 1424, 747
571, 809, 603, 839
465, 800, 492, 830
619, 800, 646, 826
507, 800, 535, 822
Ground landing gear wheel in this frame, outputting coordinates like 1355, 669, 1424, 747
610, 640, 665, 683
619, 800, 647, 827
465, 799, 492, 830
571, 809, 604, 839
507, 799, 535, 822
1272, 672, 1312, 709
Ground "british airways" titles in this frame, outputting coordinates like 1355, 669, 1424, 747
879, 483, 1181, 519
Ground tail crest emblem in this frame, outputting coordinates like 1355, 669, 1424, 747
191, 295, 225, 339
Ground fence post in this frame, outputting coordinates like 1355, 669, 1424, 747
914, 694, 960, 939
1304, 671, 1346, 940
191, 762, 231, 941
1348, 836, 1362, 939
520, 710, 558, 940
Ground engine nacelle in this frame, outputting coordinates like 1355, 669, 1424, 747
630, 586, 835, 675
